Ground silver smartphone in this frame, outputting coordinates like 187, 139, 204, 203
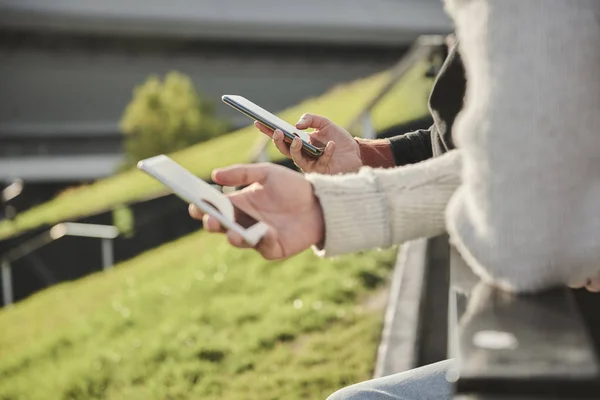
222, 94, 325, 158
137, 155, 268, 246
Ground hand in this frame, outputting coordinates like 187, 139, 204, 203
569, 273, 600, 293
189, 163, 324, 260
254, 113, 362, 174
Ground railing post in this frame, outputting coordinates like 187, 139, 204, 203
344, 35, 446, 135
256, 148, 270, 163
250, 136, 271, 163
1, 260, 13, 306
361, 113, 376, 139
101, 239, 113, 270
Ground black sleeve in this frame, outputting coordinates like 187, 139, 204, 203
388, 125, 434, 166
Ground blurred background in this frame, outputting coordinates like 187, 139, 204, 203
0, 1, 452, 399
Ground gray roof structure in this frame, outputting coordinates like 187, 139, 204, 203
0, 0, 451, 45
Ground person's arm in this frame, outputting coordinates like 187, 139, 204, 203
190, 150, 460, 260
256, 115, 436, 174
305, 149, 461, 256
353, 137, 395, 169
354, 127, 434, 168
388, 127, 434, 166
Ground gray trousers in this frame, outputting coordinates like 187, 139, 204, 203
327, 359, 454, 400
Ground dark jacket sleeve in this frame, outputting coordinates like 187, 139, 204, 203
388, 125, 434, 166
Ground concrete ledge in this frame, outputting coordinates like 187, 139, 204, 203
374, 238, 428, 377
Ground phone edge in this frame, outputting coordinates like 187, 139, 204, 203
222, 95, 324, 157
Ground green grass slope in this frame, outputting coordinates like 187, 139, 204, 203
0, 232, 397, 400
0, 63, 431, 240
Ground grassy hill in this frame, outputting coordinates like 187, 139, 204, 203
0, 231, 397, 400
0, 63, 431, 240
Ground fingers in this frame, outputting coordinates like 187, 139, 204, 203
568, 281, 586, 289
272, 129, 292, 158
227, 228, 284, 260
203, 214, 226, 233
189, 203, 203, 220
189, 204, 226, 232
226, 230, 252, 249
191, 203, 284, 259
315, 141, 335, 170
568, 274, 600, 292
289, 136, 311, 171
254, 228, 284, 260
212, 163, 272, 187
254, 121, 274, 138
586, 276, 600, 292
295, 113, 332, 130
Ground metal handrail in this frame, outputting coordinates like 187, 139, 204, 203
345, 35, 447, 138
448, 247, 600, 399
1, 222, 118, 306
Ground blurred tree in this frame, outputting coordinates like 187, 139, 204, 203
120, 71, 230, 169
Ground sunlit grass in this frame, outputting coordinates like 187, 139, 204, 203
0, 231, 397, 400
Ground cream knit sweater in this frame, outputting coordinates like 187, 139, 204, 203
308, 150, 461, 256
306, 0, 600, 292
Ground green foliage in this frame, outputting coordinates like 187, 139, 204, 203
0, 231, 397, 399
120, 71, 230, 168
112, 205, 134, 238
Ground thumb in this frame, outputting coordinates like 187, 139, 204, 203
315, 141, 335, 169
296, 113, 332, 130
212, 163, 272, 187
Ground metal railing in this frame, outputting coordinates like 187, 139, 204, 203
345, 34, 446, 139
1, 222, 118, 306
1, 178, 24, 221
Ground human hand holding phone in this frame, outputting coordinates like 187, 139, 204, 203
189, 163, 325, 260
137, 155, 269, 246
222, 95, 326, 159
255, 113, 363, 174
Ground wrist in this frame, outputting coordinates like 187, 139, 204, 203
354, 137, 395, 169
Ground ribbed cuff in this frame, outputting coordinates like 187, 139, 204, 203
306, 168, 390, 257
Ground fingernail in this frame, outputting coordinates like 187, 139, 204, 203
292, 137, 300, 148
296, 116, 306, 125
273, 130, 280, 139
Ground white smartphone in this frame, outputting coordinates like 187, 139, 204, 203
222, 94, 326, 158
137, 155, 269, 246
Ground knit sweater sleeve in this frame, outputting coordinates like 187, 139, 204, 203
304, 149, 462, 257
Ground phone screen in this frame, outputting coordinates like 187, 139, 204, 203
201, 196, 260, 229
222, 95, 327, 150
233, 204, 260, 229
